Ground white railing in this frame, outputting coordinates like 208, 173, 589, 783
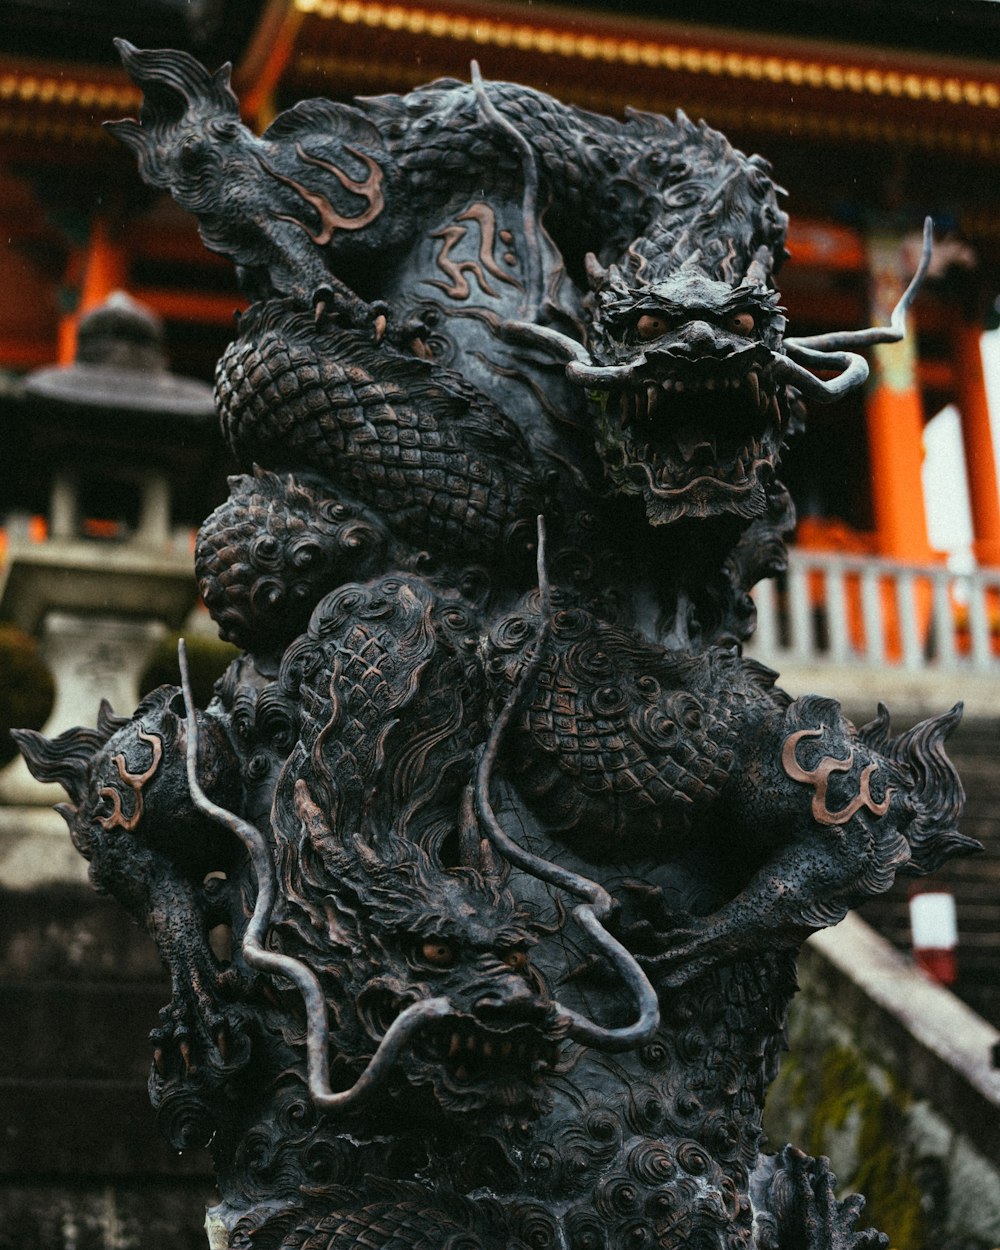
748, 551, 1000, 673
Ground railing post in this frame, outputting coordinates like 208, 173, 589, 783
931, 571, 957, 670
968, 572, 993, 669
788, 560, 813, 663
750, 577, 779, 664
860, 566, 885, 667
896, 570, 923, 672
826, 562, 851, 664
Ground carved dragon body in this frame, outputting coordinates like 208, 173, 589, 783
15, 42, 979, 1250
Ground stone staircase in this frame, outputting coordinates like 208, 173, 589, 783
0, 884, 214, 1250
857, 713, 1000, 1031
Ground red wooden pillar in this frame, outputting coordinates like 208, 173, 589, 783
58, 216, 127, 364
864, 232, 934, 564
954, 322, 1000, 568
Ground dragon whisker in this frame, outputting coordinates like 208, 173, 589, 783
474, 517, 660, 1053
783, 215, 932, 353
177, 638, 450, 1111
772, 344, 870, 402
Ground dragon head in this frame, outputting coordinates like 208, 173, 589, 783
581, 262, 791, 526
504, 186, 929, 533
105, 41, 250, 215
280, 778, 564, 1127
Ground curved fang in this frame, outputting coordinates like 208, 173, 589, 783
473, 517, 660, 1053
772, 345, 870, 402
177, 639, 451, 1111
784, 215, 933, 353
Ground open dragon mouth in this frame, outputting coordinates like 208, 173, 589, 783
356, 988, 561, 1116
416, 1017, 561, 1115
595, 361, 784, 526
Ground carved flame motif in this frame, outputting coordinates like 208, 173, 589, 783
97, 727, 164, 833
426, 202, 523, 301
256, 142, 385, 244
780, 727, 894, 827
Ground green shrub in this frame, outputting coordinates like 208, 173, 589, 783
0, 622, 56, 767
140, 632, 241, 708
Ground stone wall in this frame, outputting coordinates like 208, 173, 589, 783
0, 884, 215, 1250
764, 913, 1000, 1249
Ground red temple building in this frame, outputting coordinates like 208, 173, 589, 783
2, 0, 1000, 583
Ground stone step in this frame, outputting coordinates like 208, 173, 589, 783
0, 982, 164, 1081
0, 884, 164, 981
0, 1079, 211, 1178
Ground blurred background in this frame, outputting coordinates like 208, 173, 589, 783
0, 2, 999, 1247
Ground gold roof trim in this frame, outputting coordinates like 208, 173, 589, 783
293, 52, 1000, 160
0, 68, 139, 112
294, 0, 1000, 110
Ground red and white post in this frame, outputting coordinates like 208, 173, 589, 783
909, 886, 959, 985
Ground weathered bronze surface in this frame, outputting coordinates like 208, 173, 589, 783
16, 41, 978, 1249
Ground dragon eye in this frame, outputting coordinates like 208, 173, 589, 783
725, 311, 756, 335
635, 314, 668, 340
501, 949, 529, 971
421, 939, 456, 967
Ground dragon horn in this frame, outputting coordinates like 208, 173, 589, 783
112, 40, 240, 121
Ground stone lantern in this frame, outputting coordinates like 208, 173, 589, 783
0, 291, 218, 871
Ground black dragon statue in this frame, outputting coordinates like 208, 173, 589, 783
16, 41, 977, 1250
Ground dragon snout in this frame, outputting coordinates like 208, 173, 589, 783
472, 977, 550, 1026
670, 319, 717, 355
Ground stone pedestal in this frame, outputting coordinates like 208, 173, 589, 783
0, 537, 200, 884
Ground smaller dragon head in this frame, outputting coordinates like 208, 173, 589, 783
283, 779, 565, 1127
13, 686, 241, 879
105, 41, 250, 215
582, 262, 790, 526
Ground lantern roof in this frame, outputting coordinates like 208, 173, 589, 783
24, 290, 215, 421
